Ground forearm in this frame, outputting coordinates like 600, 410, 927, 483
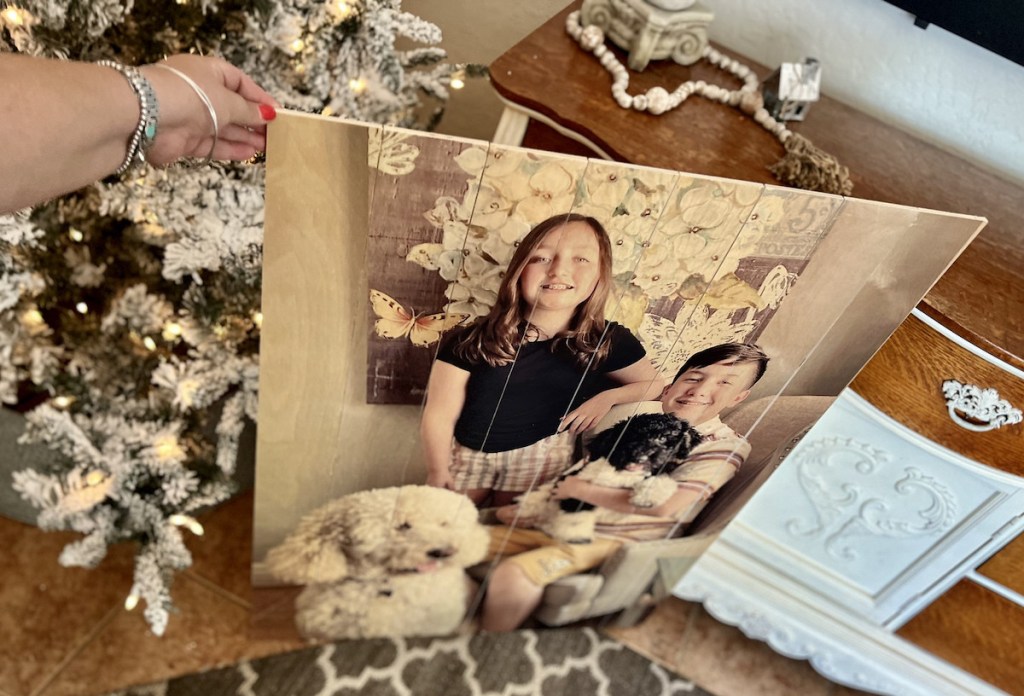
0, 55, 139, 211
420, 415, 456, 477
563, 481, 637, 515
601, 376, 667, 406
564, 480, 703, 518
2, 53, 276, 213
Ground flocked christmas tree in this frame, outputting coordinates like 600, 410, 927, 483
1, 0, 459, 635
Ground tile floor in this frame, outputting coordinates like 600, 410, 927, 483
1, 490, 867, 696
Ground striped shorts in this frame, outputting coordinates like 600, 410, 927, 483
450, 431, 575, 493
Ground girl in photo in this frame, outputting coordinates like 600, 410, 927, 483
421, 212, 663, 507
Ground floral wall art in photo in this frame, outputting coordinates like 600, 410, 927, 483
364, 127, 838, 404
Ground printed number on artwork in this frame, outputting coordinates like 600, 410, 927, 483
369, 290, 469, 346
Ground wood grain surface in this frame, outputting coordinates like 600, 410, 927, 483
491, 2, 1024, 368
978, 533, 1024, 597
849, 314, 1024, 476
255, 114, 424, 561
366, 131, 481, 404
897, 579, 1024, 693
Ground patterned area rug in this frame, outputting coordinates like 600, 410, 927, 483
105, 628, 712, 696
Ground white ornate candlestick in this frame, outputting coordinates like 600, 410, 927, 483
581, 0, 714, 71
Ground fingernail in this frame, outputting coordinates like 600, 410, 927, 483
259, 104, 277, 121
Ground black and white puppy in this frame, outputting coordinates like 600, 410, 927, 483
517, 413, 702, 543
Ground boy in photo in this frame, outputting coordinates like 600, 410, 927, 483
480, 342, 770, 631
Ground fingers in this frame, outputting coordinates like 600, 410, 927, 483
211, 139, 262, 162
219, 58, 280, 108
560, 412, 597, 434
216, 60, 278, 131
222, 90, 276, 131
203, 123, 267, 162
147, 54, 278, 164
220, 123, 267, 148
172, 54, 277, 134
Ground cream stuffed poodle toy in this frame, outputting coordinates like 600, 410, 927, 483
265, 485, 489, 640
517, 413, 702, 544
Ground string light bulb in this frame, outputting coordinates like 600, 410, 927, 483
68, 228, 84, 242
162, 321, 183, 341
75, 302, 89, 314
143, 336, 157, 351
85, 470, 106, 486
2, 6, 26, 26
140, 222, 167, 238
321, 106, 335, 117
252, 311, 263, 329
290, 38, 305, 53
349, 77, 367, 94
125, 593, 140, 611
449, 69, 466, 90
21, 308, 43, 327
154, 435, 184, 461
330, 0, 354, 20
52, 395, 74, 409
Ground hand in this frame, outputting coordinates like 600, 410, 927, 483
559, 393, 615, 435
551, 476, 589, 501
426, 468, 455, 490
140, 54, 280, 166
495, 504, 520, 526
496, 504, 540, 528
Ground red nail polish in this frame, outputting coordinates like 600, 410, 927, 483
259, 104, 277, 121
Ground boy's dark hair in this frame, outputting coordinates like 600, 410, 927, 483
673, 343, 769, 388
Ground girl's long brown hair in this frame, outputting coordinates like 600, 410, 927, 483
453, 213, 614, 369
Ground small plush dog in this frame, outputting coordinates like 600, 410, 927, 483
517, 413, 702, 543
264, 485, 489, 640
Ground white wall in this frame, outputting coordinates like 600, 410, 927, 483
404, 0, 562, 141
411, 0, 1024, 185
706, 0, 1024, 185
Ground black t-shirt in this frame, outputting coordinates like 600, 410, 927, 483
436, 322, 646, 452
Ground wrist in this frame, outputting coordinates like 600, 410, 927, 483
140, 59, 220, 166
96, 61, 160, 176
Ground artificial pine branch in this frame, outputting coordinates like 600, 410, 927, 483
2, 0, 461, 634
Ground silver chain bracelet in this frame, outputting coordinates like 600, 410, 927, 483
97, 60, 159, 176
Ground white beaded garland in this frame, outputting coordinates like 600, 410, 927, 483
580, 24, 604, 51
566, 9, 791, 144
646, 86, 671, 115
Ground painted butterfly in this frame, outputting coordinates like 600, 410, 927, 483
369, 289, 469, 346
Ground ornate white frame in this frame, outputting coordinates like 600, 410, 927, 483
677, 551, 1006, 696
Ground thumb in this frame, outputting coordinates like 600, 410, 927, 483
220, 62, 279, 129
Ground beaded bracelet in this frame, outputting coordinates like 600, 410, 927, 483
97, 60, 159, 176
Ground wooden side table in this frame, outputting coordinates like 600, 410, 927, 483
490, 2, 1024, 368
490, 4, 1024, 693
